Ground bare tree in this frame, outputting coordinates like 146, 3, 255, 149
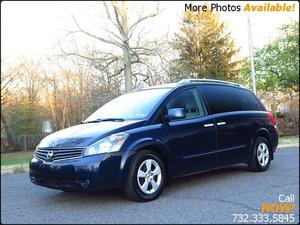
1, 59, 23, 150
40, 54, 120, 130
20, 59, 43, 102
59, 1, 162, 92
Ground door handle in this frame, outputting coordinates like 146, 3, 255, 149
217, 122, 226, 126
204, 123, 214, 127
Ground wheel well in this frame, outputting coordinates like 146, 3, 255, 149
257, 132, 273, 160
139, 145, 171, 183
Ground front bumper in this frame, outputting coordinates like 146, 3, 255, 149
29, 152, 126, 191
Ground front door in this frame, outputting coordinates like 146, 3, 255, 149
164, 88, 217, 177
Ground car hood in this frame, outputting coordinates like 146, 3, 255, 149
38, 120, 145, 148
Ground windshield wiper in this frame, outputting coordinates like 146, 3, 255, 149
82, 118, 125, 124
100, 118, 125, 122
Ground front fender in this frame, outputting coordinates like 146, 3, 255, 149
118, 138, 172, 186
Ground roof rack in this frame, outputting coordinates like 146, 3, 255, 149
178, 78, 242, 87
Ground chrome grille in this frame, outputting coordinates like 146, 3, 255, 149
35, 147, 84, 162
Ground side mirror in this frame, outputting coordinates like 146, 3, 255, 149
164, 108, 186, 121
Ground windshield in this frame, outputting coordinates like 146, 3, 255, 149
84, 88, 170, 122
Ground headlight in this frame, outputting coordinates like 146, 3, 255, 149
84, 132, 129, 156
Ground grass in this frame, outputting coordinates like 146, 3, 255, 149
1, 151, 34, 167
278, 135, 299, 145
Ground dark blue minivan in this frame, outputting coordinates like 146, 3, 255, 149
30, 79, 278, 201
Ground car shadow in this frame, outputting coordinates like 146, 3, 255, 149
170, 163, 250, 185
165, 163, 252, 192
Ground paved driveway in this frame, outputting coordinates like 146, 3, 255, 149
1, 147, 299, 224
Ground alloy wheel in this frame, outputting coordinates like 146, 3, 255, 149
137, 159, 162, 194
257, 142, 269, 167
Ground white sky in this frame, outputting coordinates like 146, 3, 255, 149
1, 1, 299, 61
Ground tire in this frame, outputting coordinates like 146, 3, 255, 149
123, 150, 166, 202
248, 137, 271, 172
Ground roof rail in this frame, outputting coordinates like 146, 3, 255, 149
178, 78, 242, 87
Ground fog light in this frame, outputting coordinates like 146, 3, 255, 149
81, 179, 90, 188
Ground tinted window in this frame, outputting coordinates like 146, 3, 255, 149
166, 89, 206, 119
84, 88, 170, 121
200, 85, 263, 114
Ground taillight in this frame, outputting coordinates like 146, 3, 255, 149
266, 112, 276, 126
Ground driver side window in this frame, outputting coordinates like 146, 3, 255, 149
166, 88, 206, 120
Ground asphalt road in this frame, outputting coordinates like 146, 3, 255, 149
1, 147, 299, 224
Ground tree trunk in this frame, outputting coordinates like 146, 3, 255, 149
0, 112, 15, 151
119, 3, 133, 93
123, 47, 132, 92
271, 94, 277, 121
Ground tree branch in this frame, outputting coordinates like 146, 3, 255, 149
128, 3, 160, 33
72, 14, 124, 48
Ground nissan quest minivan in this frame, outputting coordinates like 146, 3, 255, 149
30, 79, 278, 201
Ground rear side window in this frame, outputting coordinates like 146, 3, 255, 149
200, 85, 263, 114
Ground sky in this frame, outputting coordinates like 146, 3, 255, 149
1, 1, 299, 61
